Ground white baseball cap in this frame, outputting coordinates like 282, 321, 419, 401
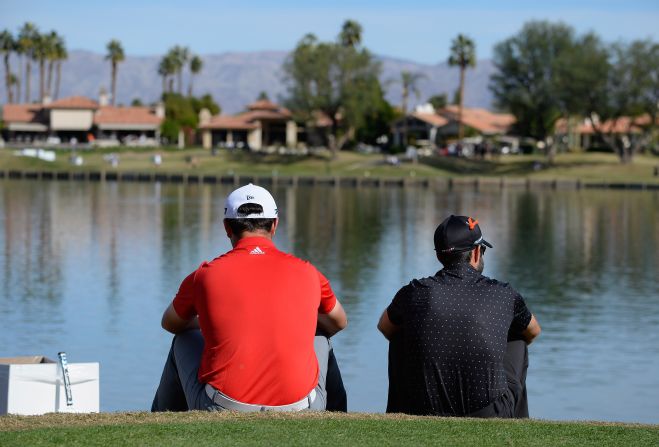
224, 183, 278, 219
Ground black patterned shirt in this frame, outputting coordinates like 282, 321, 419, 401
386, 263, 532, 416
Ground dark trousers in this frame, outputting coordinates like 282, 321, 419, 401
151, 330, 347, 412
469, 340, 529, 418
387, 339, 529, 418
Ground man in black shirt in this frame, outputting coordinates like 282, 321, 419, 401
378, 215, 541, 417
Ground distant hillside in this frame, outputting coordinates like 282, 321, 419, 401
0, 50, 496, 114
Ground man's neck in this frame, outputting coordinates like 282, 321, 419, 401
231, 231, 272, 248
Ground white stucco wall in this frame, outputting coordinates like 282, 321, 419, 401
50, 110, 94, 131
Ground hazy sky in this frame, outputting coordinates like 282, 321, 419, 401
3, 0, 658, 64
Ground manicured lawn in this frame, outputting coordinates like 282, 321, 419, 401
1, 412, 658, 447
1, 147, 658, 184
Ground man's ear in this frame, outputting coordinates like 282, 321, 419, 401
223, 219, 233, 238
470, 246, 480, 268
270, 218, 279, 237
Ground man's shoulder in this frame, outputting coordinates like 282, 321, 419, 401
478, 274, 521, 297
204, 248, 312, 266
397, 275, 438, 294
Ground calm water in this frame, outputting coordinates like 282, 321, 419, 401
1, 180, 658, 423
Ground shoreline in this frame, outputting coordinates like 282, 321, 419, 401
1, 411, 658, 447
2, 169, 659, 190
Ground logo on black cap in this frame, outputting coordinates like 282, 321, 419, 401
434, 215, 493, 253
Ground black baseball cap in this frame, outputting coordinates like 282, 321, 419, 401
434, 215, 493, 253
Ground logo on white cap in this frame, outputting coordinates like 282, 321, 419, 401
224, 183, 278, 219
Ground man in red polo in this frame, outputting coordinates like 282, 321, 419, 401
151, 184, 348, 411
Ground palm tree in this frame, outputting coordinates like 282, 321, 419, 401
0, 29, 15, 103
170, 45, 189, 94
339, 20, 362, 47
53, 36, 67, 100
188, 55, 203, 97
448, 34, 476, 141
158, 54, 176, 96
9, 73, 19, 102
400, 71, 426, 146
18, 22, 39, 103
34, 32, 55, 101
45, 31, 62, 98
105, 39, 125, 106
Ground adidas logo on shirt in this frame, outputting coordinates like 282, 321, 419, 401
249, 247, 265, 255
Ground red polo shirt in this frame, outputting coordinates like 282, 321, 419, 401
172, 236, 337, 406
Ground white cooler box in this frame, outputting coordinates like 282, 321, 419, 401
0, 356, 99, 415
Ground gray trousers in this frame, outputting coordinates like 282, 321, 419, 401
151, 330, 338, 411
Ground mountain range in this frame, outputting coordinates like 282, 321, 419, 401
0, 50, 497, 114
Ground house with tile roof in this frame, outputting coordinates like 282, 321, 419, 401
554, 115, 656, 151
392, 104, 516, 147
1, 93, 164, 146
198, 99, 298, 150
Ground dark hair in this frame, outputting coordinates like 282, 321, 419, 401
437, 249, 472, 267
225, 203, 275, 235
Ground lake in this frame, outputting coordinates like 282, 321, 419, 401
1, 180, 657, 423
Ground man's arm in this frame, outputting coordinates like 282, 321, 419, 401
521, 314, 541, 345
161, 303, 199, 334
377, 309, 399, 341
317, 300, 347, 337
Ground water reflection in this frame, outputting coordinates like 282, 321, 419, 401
0, 180, 657, 423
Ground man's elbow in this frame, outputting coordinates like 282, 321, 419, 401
525, 324, 541, 345
377, 321, 394, 341
328, 315, 348, 336
161, 317, 177, 334
337, 314, 348, 331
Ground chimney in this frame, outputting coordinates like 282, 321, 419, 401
199, 108, 211, 125
155, 102, 165, 118
99, 87, 109, 106
42, 95, 52, 105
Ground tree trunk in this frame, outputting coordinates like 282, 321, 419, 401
111, 62, 117, 106
177, 69, 183, 94
15, 75, 20, 103
25, 59, 31, 103
168, 77, 174, 93
546, 137, 557, 165
458, 65, 466, 141
161, 75, 166, 98
4, 54, 12, 103
55, 61, 61, 100
39, 59, 45, 101
402, 88, 408, 147
47, 60, 54, 97
188, 76, 193, 97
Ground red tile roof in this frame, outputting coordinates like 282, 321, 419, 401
555, 116, 649, 135
244, 99, 292, 120
199, 115, 257, 130
412, 112, 449, 127
440, 106, 515, 134
1, 104, 43, 123
45, 96, 99, 109
240, 109, 292, 121
247, 99, 281, 111
200, 101, 294, 130
94, 106, 162, 125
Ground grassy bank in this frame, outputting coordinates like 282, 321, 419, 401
1, 412, 658, 447
2, 147, 659, 184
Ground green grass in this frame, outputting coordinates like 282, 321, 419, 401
2, 147, 659, 184
1, 412, 658, 447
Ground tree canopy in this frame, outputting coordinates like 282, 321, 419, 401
160, 92, 220, 143
490, 21, 574, 143
282, 20, 386, 156
490, 20, 658, 162
428, 93, 448, 111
